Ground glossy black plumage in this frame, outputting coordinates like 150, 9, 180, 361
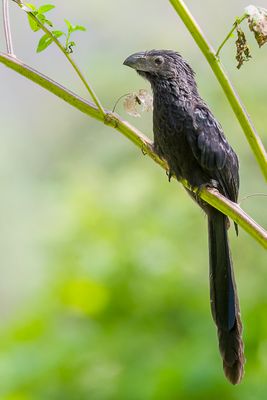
124, 50, 244, 384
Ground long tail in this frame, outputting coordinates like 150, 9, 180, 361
208, 209, 245, 384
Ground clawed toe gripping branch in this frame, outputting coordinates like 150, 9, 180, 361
1, 0, 267, 249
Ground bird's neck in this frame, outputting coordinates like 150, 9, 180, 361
150, 77, 198, 108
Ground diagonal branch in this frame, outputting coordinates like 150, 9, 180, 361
0, 52, 266, 249
169, 0, 267, 181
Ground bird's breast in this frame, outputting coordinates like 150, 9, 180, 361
152, 95, 201, 183
153, 98, 189, 145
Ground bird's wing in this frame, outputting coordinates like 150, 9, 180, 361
186, 104, 239, 201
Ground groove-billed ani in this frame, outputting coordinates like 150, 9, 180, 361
123, 50, 244, 384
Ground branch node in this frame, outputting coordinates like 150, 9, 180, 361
104, 112, 119, 128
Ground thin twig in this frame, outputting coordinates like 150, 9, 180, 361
240, 193, 267, 205
2, 0, 15, 55
0, 52, 266, 249
169, 0, 267, 181
27, 12, 105, 116
11, 0, 105, 116
112, 93, 130, 113
216, 14, 248, 57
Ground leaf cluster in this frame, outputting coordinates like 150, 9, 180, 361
25, 3, 86, 53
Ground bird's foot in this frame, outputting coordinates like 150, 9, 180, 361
142, 141, 158, 156
166, 169, 173, 182
195, 180, 219, 203
150, 142, 165, 158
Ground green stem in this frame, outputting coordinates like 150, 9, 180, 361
0, 52, 266, 249
169, 0, 267, 181
27, 11, 105, 116
216, 14, 248, 57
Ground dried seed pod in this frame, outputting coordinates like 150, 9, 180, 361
235, 26, 252, 69
123, 90, 153, 117
246, 5, 267, 47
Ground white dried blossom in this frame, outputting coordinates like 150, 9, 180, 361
245, 5, 267, 47
123, 90, 153, 117
137, 89, 153, 112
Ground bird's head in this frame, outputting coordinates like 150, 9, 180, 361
123, 49, 195, 83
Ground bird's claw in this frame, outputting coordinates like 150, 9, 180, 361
166, 169, 173, 182
195, 180, 218, 202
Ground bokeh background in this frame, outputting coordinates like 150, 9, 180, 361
0, 0, 266, 399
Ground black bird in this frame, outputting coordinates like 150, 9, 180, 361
123, 50, 244, 384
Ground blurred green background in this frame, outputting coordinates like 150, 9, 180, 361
0, 0, 266, 399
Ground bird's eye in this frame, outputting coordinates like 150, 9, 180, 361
154, 56, 164, 66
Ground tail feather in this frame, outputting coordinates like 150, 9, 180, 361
219, 320, 244, 384
208, 210, 245, 384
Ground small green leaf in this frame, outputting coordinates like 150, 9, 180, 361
36, 33, 53, 52
64, 20, 86, 33
44, 18, 53, 27
27, 14, 40, 31
52, 30, 64, 38
25, 3, 36, 10
37, 13, 46, 22
35, 13, 53, 27
72, 25, 86, 32
38, 4, 55, 14
64, 19, 73, 32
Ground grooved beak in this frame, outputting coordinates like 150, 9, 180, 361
123, 52, 146, 70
